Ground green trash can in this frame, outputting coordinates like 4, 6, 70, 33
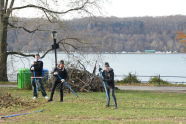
17, 68, 31, 89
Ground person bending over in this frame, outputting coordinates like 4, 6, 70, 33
48, 60, 68, 102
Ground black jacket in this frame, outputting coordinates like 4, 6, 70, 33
102, 68, 115, 88
30, 60, 43, 77
53, 67, 68, 81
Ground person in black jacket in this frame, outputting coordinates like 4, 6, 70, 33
30, 54, 48, 100
48, 60, 68, 102
101, 62, 117, 109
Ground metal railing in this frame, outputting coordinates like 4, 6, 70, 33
6, 73, 186, 84
115, 74, 186, 84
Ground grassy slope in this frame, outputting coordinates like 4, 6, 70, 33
1, 88, 186, 124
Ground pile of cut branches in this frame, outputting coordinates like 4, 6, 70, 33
67, 68, 103, 92
0, 93, 37, 108
47, 68, 103, 92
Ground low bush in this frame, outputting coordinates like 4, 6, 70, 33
120, 73, 141, 84
149, 76, 170, 85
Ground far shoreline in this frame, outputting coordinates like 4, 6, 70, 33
10, 51, 186, 55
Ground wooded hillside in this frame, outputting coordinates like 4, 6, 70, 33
7, 15, 186, 52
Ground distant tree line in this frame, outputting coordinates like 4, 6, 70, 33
7, 15, 186, 53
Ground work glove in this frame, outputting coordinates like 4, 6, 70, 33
33, 61, 37, 65
99, 68, 102, 71
31, 67, 34, 70
103, 79, 109, 82
61, 79, 65, 83
53, 72, 58, 75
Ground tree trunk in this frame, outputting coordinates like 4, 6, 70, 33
0, 1, 8, 81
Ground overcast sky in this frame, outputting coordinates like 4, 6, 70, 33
103, 0, 186, 17
13, 0, 186, 19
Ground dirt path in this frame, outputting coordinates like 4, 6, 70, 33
116, 85, 186, 93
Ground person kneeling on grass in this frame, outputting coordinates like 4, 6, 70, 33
48, 60, 68, 102
100, 62, 117, 109
30, 54, 48, 100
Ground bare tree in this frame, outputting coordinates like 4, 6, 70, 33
0, 0, 100, 81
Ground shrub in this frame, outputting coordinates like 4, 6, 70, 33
121, 73, 141, 84
149, 76, 170, 85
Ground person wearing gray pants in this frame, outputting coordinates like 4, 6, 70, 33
101, 62, 117, 109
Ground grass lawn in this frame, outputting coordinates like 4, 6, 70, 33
1, 87, 186, 124
0, 82, 17, 85
116, 82, 186, 87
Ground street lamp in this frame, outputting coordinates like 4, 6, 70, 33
51, 31, 59, 67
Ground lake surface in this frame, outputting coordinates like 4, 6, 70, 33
7, 53, 186, 83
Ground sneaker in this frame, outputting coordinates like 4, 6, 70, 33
48, 99, 53, 102
45, 96, 49, 100
32, 96, 37, 100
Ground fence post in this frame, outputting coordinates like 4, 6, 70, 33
158, 74, 160, 86
129, 73, 132, 84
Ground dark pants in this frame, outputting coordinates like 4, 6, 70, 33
49, 80, 63, 101
106, 85, 117, 108
32, 78, 47, 97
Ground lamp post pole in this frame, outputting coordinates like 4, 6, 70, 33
52, 31, 59, 68
54, 38, 57, 67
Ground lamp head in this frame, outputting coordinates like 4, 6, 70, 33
52, 31, 57, 40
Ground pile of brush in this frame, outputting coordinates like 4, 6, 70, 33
67, 68, 103, 92
47, 67, 104, 92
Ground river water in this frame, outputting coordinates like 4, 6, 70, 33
7, 53, 186, 83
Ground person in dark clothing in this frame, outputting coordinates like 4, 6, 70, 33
48, 60, 68, 102
101, 62, 117, 109
30, 54, 48, 100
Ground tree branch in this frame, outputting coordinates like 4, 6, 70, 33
61, 42, 71, 54
10, 0, 90, 15
7, 48, 54, 59
6, 36, 85, 58
62, 42, 79, 50
7, 0, 14, 16
77, 59, 87, 71
8, 22, 51, 33
7, 51, 35, 57
40, 48, 53, 58
43, 10, 53, 23
58, 38, 87, 44
9, 0, 14, 9
4, 0, 9, 13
